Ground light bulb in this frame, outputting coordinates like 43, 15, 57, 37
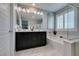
32, 3, 35, 6
40, 12, 43, 15
18, 7, 22, 11
14, 6, 17, 10
34, 11, 37, 14
37, 12, 40, 15
22, 8, 26, 12
26, 9, 30, 13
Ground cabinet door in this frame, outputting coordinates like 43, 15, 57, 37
31, 32, 46, 47
16, 33, 24, 51
31, 32, 38, 47
38, 32, 46, 45
16, 32, 32, 51
22, 33, 32, 49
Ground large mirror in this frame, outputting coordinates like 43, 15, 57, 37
15, 5, 43, 31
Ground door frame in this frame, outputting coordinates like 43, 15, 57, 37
10, 3, 16, 56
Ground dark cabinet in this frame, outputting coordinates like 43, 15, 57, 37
15, 32, 47, 51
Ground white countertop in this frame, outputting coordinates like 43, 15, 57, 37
63, 38, 79, 43
47, 33, 79, 44
16, 31, 46, 32
15, 29, 46, 32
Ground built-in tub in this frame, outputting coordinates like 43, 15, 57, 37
47, 32, 79, 56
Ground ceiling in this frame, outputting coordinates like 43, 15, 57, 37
70, 3, 79, 8
21, 3, 68, 12
18, 3, 68, 20
18, 3, 79, 20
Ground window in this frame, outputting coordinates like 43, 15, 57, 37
67, 10, 74, 29
56, 8, 75, 30
64, 13, 68, 28
56, 14, 63, 29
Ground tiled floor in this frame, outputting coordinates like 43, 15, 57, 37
15, 45, 62, 56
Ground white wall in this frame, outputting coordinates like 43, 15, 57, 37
47, 13, 54, 31
0, 3, 10, 56
10, 3, 16, 56
0, 3, 16, 56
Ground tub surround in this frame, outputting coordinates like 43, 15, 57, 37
47, 32, 79, 56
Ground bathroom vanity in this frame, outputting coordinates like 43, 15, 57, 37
15, 31, 47, 51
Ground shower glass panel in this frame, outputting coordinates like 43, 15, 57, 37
67, 5, 79, 40
56, 5, 79, 40
56, 10, 67, 39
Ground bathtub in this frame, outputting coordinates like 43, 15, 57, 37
47, 32, 79, 56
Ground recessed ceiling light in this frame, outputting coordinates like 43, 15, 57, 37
32, 3, 35, 6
